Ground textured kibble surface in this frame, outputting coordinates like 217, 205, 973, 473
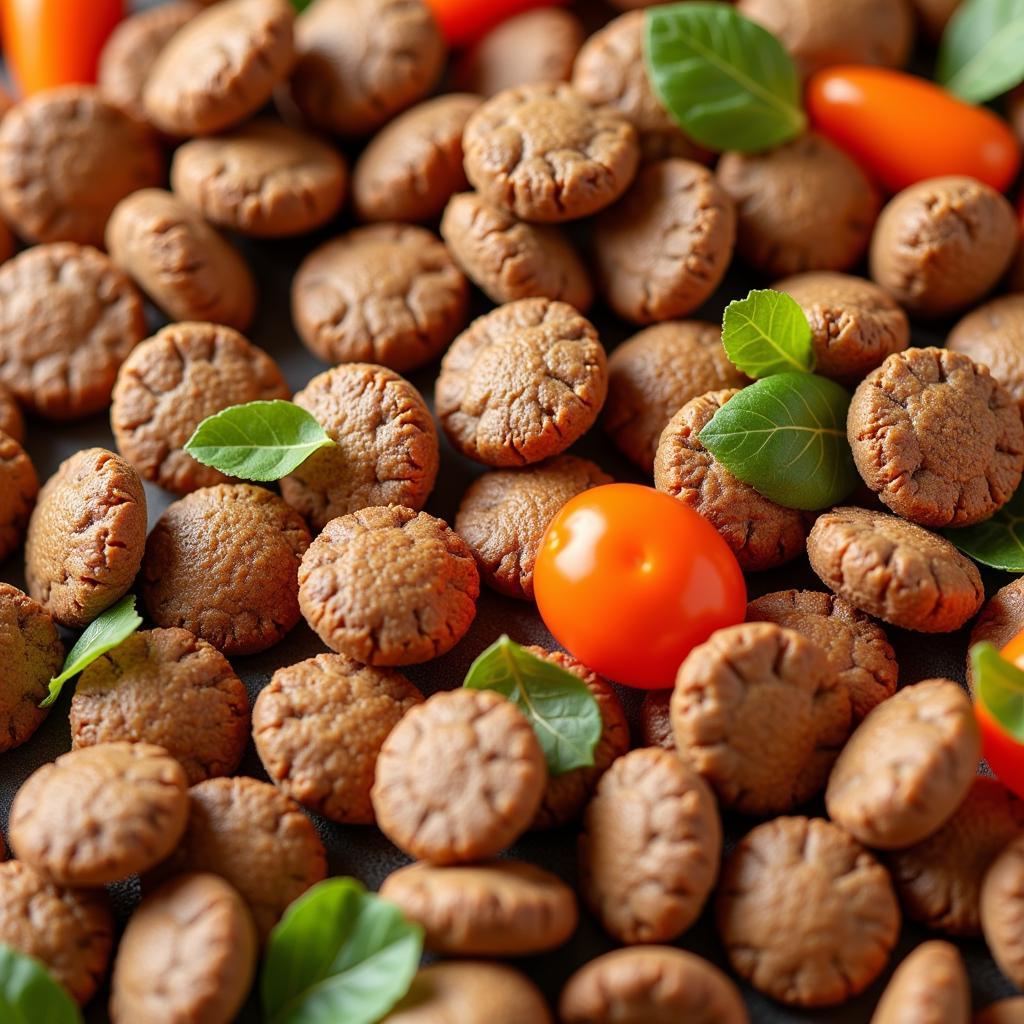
0, 381, 24, 443
870, 941, 970, 1024
949, 294, 1024, 416
969, 577, 1024, 688
0, 434, 37, 565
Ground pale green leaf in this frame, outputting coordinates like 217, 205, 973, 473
722, 289, 815, 378
938, 0, 1024, 103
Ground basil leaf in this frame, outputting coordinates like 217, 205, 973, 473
971, 642, 1024, 740
261, 878, 422, 1024
938, 0, 1024, 103
645, 2, 806, 153
463, 635, 603, 776
184, 400, 336, 482
699, 373, 858, 511
722, 289, 815, 378
0, 944, 82, 1024
944, 481, 1024, 571
42, 595, 142, 708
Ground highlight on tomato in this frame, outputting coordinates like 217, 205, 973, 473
970, 631, 1024, 800
807, 65, 1021, 194
533, 483, 746, 690
424, 0, 564, 46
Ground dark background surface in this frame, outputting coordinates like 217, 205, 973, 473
0, 0, 1021, 1020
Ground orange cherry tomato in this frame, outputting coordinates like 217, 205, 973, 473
807, 66, 1021, 194
534, 484, 746, 689
978, 629, 1024, 800
424, 0, 564, 46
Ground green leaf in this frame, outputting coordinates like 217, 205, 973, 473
463, 635, 603, 776
261, 878, 422, 1024
0, 944, 82, 1024
938, 0, 1024, 103
645, 1, 806, 153
183, 400, 336, 482
944, 481, 1024, 571
698, 372, 858, 511
971, 642, 1024, 741
722, 289, 815, 378
42, 595, 142, 708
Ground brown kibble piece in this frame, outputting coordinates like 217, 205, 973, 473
826, 680, 980, 849
71, 628, 250, 786
807, 506, 984, 633
976, 999, 1024, 1024
380, 860, 577, 955
949, 295, 1024, 417
299, 506, 478, 666
640, 691, 673, 751
252, 653, 423, 824
0, 381, 23, 442
10, 742, 189, 887
655, 390, 807, 572
848, 347, 1024, 527
292, 224, 468, 373
594, 159, 736, 324
463, 82, 639, 223
970, 577, 1024, 688
436, 298, 607, 467
279, 363, 438, 531
0, 433, 37, 563
372, 688, 547, 864
455, 456, 612, 601
870, 941, 970, 1024
110, 873, 257, 1024
579, 746, 722, 944
25, 448, 146, 629
982, 836, 1024, 990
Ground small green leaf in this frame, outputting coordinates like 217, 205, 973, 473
463, 635, 603, 776
938, 0, 1024, 103
261, 878, 422, 1024
699, 373, 858, 511
645, 2, 806, 153
944, 481, 1024, 572
0, 944, 82, 1024
42, 595, 142, 708
971, 642, 1024, 741
722, 289, 815, 378
184, 400, 336, 482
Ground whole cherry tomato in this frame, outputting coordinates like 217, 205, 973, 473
807, 66, 1021, 194
977, 629, 1024, 800
533, 484, 746, 689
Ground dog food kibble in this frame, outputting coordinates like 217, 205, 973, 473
436, 298, 607, 466
463, 82, 640, 223
455, 456, 612, 600
171, 118, 347, 237
440, 191, 594, 311
279, 363, 438, 531
372, 688, 547, 864
10, 742, 189, 887
807, 507, 985, 633
640, 691, 673, 751
380, 860, 578, 956
0, 434, 36, 564
252, 653, 423, 824
976, 999, 1024, 1024
559, 947, 749, 1024
25, 448, 146, 629
970, 577, 1024, 687
870, 176, 1019, 318
593, 159, 736, 324
982, 836, 1024, 992
70, 628, 250, 785
110, 872, 257, 1024
948, 294, 1024, 416
870, 941, 970, 1024
0, 860, 113, 1006
0, 243, 146, 420
106, 188, 257, 331
579, 746, 721, 944
292, 224, 468, 372
0, 381, 24, 443
826, 680, 981, 848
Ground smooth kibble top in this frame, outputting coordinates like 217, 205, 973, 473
981, 836, 1024, 992
949, 294, 1024, 417
869, 941, 969, 1024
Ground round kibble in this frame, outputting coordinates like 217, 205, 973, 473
982, 836, 1024, 991
949, 294, 1024, 417
969, 576, 1024, 689
0, 433, 37, 563
870, 941, 970, 1024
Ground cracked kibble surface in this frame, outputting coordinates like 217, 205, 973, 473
70, 628, 250, 786
111, 873, 257, 1024
718, 816, 900, 1007
292, 223, 468, 372
981, 836, 1024, 991
455, 456, 612, 601
870, 941, 969, 1024
826, 680, 980, 849
25, 447, 147, 629
9, 742, 189, 887
655, 390, 807, 572
462, 82, 639, 223
807, 507, 985, 633
436, 297, 607, 466
279, 363, 439, 531
969, 577, 1024, 688
142, 483, 310, 656
0, 860, 113, 1006
849, 347, 1024, 527
299, 505, 478, 666
380, 860, 578, 956
949, 294, 1024, 417
594, 159, 736, 324
0, 381, 24, 443
252, 652, 423, 824
111, 321, 290, 495
0, 434, 37, 565
371, 688, 547, 864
